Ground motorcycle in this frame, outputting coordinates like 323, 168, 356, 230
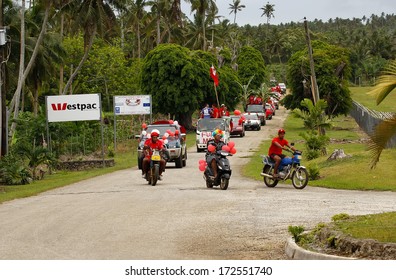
204, 150, 232, 190
144, 149, 162, 186
260, 148, 309, 189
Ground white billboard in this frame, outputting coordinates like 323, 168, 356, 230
114, 95, 151, 115
46, 94, 101, 123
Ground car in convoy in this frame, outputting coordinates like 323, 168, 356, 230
137, 121, 187, 169
245, 104, 266, 126
242, 113, 261, 131
196, 117, 231, 152
265, 103, 275, 119
230, 115, 245, 137
278, 83, 287, 94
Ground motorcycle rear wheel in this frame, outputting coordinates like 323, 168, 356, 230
220, 178, 229, 190
263, 165, 278, 188
151, 164, 159, 186
291, 168, 308, 189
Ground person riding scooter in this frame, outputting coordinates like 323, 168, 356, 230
142, 129, 166, 180
205, 129, 226, 180
268, 128, 295, 178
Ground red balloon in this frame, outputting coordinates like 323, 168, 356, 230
169, 120, 174, 124
230, 148, 237, 154
199, 164, 206, 171
234, 109, 241, 116
162, 135, 167, 140
175, 130, 180, 135
208, 144, 216, 153
166, 129, 172, 134
142, 123, 147, 129
199, 159, 205, 165
228, 141, 235, 149
222, 145, 230, 152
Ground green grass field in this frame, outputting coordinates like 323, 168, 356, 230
349, 86, 396, 112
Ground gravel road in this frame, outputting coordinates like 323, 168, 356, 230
1, 106, 395, 260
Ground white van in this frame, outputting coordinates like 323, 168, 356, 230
196, 117, 231, 152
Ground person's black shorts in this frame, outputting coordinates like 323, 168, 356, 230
269, 153, 286, 160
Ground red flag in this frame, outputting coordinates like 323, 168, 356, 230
210, 65, 219, 86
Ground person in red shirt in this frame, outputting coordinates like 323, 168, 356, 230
268, 129, 295, 178
211, 103, 220, 118
142, 129, 166, 180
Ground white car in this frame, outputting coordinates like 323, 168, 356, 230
196, 117, 231, 152
242, 113, 261, 131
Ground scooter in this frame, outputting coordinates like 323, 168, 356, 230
260, 149, 309, 189
204, 150, 232, 190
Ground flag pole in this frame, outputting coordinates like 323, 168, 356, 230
214, 82, 220, 108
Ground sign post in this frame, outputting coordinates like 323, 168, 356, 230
45, 94, 104, 164
113, 95, 151, 151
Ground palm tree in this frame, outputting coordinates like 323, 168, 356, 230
236, 75, 254, 109
61, 0, 126, 95
368, 60, 396, 168
228, 0, 245, 24
292, 98, 332, 132
260, 1, 275, 26
9, 0, 52, 137
260, 1, 274, 55
184, 0, 217, 50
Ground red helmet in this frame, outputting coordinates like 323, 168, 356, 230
278, 129, 286, 134
151, 129, 160, 137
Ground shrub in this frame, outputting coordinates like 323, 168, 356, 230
307, 164, 320, 180
288, 225, 305, 242
0, 154, 32, 185
300, 130, 330, 160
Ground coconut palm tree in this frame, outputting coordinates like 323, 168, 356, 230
260, 1, 275, 26
260, 1, 274, 55
184, 0, 217, 50
228, 0, 245, 24
368, 60, 396, 168
61, 0, 126, 95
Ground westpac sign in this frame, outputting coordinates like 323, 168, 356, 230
46, 94, 101, 123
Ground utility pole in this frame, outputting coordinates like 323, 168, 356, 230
303, 17, 320, 105
0, 0, 7, 157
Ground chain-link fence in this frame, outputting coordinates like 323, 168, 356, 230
349, 101, 396, 148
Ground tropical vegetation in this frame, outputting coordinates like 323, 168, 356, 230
0, 1, 395, 186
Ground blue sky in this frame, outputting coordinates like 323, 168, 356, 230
181, 0, 396, 25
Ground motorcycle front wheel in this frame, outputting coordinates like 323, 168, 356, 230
220, 177, 229, 190
151, 164, 159, 186
263, 165, 278, 188
291, 168, 309, 189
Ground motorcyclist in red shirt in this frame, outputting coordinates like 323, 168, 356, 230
142, 129, 166, 180
268, 129, 295, 178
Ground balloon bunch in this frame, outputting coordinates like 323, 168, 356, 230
198, 159, 207, 172
225, 141, 237, 154
207, 141, 237, 154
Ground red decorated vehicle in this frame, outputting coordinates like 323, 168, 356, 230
230, 115, 245, 137
136, 120, 187, 169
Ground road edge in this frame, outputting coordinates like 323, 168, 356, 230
284, 237, 356, 260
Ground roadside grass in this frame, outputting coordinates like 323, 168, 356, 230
334, 212, 396, 243
0, 132, 197, 204
349, 86, 396, 112
242, 113, 396, 191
